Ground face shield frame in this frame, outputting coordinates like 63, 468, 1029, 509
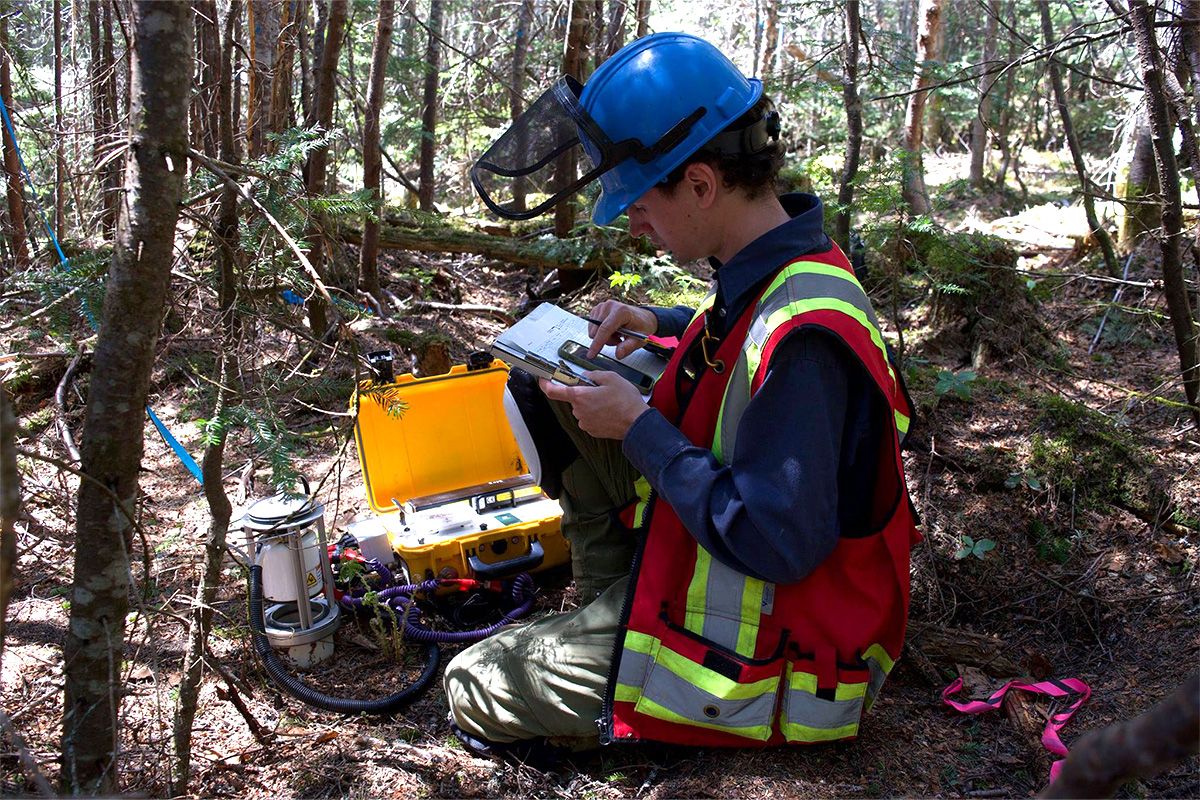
470, 76, 708, 221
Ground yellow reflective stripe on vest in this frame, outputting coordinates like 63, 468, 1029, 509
687, 291, 717, 328
630, 475, 653, 529
861, 643, 895, 710
715, 259, 904, 461
614, 631, 779, 741
684, 548, 711, 635
894, 409, 910, 435
683, 546, 768, 659
760, 260, 895, 387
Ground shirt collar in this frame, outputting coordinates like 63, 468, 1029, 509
710, 193, 830, 316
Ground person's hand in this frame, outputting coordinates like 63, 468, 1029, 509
539, 370, 650, 440
587, 300, 658, 359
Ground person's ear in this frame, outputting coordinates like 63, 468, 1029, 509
683, 161, 719, 210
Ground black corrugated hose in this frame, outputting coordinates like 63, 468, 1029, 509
248, 565, 441, 715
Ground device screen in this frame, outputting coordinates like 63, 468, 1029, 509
558, 341, 654, 393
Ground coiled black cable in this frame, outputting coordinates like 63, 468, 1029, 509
248, 565, 440, 715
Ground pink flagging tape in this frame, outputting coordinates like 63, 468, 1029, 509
942, 675, 1092, 783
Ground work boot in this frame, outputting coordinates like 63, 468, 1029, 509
450, 722, 568, 771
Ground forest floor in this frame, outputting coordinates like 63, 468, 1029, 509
3, 154, 1199, 798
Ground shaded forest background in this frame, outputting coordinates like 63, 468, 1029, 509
0, 0, 1197, 798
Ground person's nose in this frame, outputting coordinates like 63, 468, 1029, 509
628, 207, 651, 240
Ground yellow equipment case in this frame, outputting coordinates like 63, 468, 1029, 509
348, 357, 568, 582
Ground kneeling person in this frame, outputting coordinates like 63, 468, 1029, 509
445, 31, 920, 755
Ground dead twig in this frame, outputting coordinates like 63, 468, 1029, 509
208, 656, 271, 745
0, 708, 55, 797
53, 349, 84, 463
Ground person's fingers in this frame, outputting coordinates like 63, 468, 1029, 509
539, 378, 572, 402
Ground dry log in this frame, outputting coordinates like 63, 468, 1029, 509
907, 625, 1023, 678
1004, 683, 1053, 778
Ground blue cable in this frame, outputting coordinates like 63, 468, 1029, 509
0, 91, 202, 483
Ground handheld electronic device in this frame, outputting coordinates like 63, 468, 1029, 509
558, 340, 655, 394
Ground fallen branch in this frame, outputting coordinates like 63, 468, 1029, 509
339, 220, 631, 272
209, 656, 271, 745
384, 292, 514, 325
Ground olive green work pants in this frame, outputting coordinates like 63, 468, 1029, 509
443, 400, 639, 746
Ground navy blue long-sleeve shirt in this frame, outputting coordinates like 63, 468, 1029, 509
621, 194, 886, 585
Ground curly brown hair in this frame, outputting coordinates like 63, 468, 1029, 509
658, 96, 784, 200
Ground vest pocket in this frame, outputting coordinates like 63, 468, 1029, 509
622, 618, 785, 742
780, 648, 868, 743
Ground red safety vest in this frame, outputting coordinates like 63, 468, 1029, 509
601, 244, 921, 746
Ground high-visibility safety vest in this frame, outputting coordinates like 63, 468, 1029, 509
600, 244, 921, 747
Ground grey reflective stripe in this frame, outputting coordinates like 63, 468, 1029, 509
865, 655, 887, 710
616, 648, 654, 691
717, 269, 883, 461
641, 661, 777, 731
694, 557, 764, 653
785, 689, 864, 730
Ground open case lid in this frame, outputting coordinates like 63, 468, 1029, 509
353, 360, 527, 513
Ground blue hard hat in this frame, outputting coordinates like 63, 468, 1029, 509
580, 32, 762, 225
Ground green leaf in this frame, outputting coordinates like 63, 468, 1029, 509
1025, 476, 1042, 491
1005, 473, 1021, 489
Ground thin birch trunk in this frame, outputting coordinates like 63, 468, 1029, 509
901, 0, 941, 216
60, 2, 192, 792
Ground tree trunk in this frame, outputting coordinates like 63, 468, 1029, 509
604, 0, 628, 63
761, 0, 779, 84
303, 0, 346, 338
418, 0, 444, 211
635, 0, 650, 38
194, 0, 221, 161
0, 15, 30, 274
555, 0, 589, 238
267, 0, 296, 148
995, 1, 1019, 188
358, 0, 396, 312
901, 0, 941, 216
1182, 1, 1200, 132
0, 386, 19, 663
1038, 0, 1119, 276
1127, 0, 1200, 425
969, 0, 999, 188
304, 0, 329, 129
1117, 107, 1160, 250
507, 0, 536, 215
171, 4, 240, 794
247, 0, 280, 159
1040, 673, 1199, 799
835, 0, 862, 252
54, 0, 66, 237
101, 1, 120, 236
60, 2, 192, 793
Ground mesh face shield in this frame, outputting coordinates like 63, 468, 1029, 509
470, 76, 705, 221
